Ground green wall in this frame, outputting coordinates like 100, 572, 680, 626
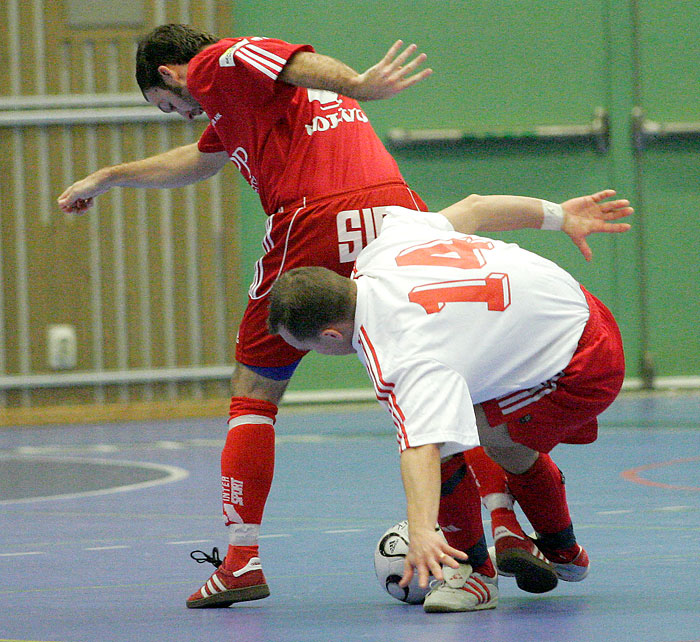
229, 0, 700, 391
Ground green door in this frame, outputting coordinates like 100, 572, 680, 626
630, 0, 700, 380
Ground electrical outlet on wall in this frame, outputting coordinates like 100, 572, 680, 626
47, 325, 78, 370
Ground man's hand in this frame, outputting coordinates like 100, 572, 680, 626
57, 172, 110, 214
399, 524, 466, 590
561, 189, 633, 261
353, 40, 432, 101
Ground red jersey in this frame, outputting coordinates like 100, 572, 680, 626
188, 37, 406, 214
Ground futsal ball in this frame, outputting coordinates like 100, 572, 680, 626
374, 520, 432, 604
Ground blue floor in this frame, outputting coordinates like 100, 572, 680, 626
1, 392, 699, 642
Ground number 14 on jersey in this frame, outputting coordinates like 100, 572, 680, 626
395, 238, 511, 314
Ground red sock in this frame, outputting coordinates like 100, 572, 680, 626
464, 447, 507, 496
221, 396, 278, 570
505, 453, 571, 535
489, 507, 526, 538
438, 454, 486, 555
464, 447, 526, 538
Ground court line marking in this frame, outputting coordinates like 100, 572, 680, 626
167, 539, 213, 545
621, 456, 700, 491
0, 432, 386, 458
596, 509, 633, 515
84, 545, 130, 551
0, 455, 189, 505
259, 533, 292, 539
0, 569, 369, 597
0, 639, 65, 642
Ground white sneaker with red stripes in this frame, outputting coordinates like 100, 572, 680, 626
423, 562, 498, 613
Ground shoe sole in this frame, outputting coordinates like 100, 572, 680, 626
424, 598, 497, 613
186, 584, 270, 609
552, 562, 590, 582
496, 549, 558, 594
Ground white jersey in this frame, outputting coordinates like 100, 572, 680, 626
351, 207, 590, 457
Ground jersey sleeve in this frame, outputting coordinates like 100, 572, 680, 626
212, 38, 314, 101
197, 123, 225, 154
360, 338, 480, 457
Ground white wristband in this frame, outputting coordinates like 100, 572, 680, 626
540, 200, 564, 231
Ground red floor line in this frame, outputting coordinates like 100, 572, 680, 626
620, 456, 700, 491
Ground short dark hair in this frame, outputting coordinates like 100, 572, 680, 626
135, 24, 219, 93
268, 267, 354, 340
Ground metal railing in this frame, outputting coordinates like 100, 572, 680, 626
387, 108, 610, 154
0, 93, 186, 127
632, 106, 700, 150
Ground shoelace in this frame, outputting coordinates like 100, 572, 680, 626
190, 546, 223, 568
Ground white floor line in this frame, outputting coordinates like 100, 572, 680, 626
0, 455, 189, 505
167, 539, 213, 545
84, 545, 130, 551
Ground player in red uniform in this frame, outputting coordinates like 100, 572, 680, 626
57, 24, 537, 608
268, 190, 631, 612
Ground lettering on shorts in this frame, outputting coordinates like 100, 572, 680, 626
336, 207, 387, 263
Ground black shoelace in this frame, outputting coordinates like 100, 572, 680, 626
190, 546, 223, 568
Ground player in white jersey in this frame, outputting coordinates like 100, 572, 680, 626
268, 190, 630, 613
353, 208, 590, 437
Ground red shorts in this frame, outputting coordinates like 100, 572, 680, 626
235, 181, 427, 368
481, 288, 625, 453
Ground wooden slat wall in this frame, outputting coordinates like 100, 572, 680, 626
0, 0, 241, 411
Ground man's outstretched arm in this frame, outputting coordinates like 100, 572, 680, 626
57, 144, 229, 214
279, 40, 432, 101
440, 189, 633, 261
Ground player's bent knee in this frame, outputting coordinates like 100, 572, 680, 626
483, 444, 537, 475
231, 363, 291, 404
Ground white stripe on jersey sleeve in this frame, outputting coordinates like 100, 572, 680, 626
235, 49, 280, 80
247, 43, 288, 65
238, 46, 284, 73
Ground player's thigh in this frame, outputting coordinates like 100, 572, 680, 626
475, 404, 513, 448
474, 404, 537, 474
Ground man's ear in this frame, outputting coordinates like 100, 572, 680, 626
157, 64, 182, 86
157, 65, 173, 81
320, 328, 344, 341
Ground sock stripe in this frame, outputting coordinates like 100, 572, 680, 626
228, 414, 274, 430
481, 492, 514, 512
228, 523, 261, 546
